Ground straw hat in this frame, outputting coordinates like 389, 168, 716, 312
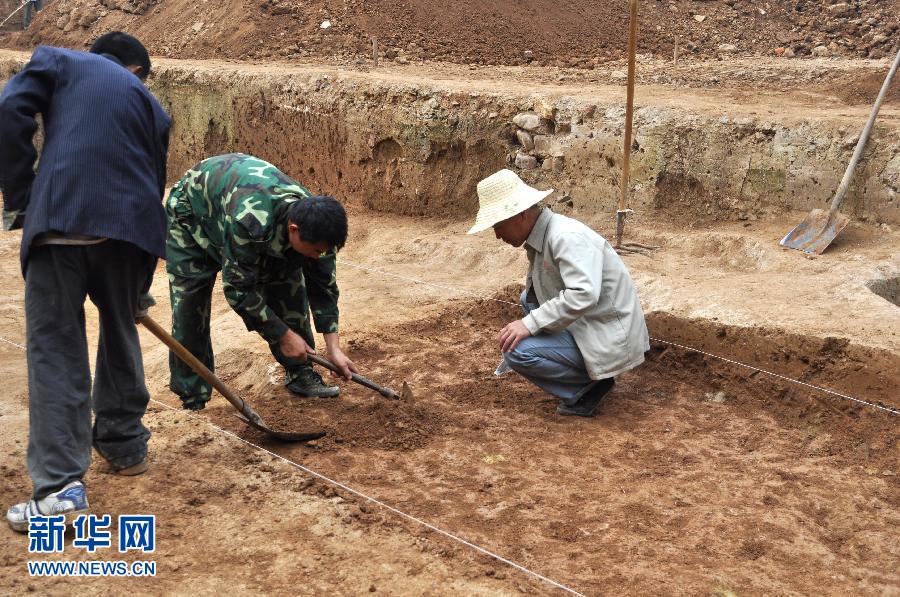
467, 169, 553, 234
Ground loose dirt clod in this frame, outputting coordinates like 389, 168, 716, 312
400, 381, 414, 403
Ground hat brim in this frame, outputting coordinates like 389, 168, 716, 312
467, 188, 553, 234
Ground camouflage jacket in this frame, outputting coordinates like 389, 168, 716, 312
167, 153, 339, 341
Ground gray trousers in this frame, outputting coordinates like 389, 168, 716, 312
503, 290, 600, 405
24, 241, 156, 499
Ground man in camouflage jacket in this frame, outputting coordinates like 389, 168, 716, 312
166, 153, 356, 410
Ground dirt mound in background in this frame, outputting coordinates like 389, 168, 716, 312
837, 69, 900, 105
2, 0, 898, 66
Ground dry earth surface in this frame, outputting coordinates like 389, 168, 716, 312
0, 209, 897, 595
2, 0, 899, 64
0, 0, 898, 594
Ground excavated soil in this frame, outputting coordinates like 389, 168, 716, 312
2, 0, 899, 65
148, 281, 900, 595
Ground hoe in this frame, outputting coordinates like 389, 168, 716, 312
139, 315, 409, 441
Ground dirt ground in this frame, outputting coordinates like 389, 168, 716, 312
0, 1, 898, 594
3, 0, 899, 64
0, 208, 897, 595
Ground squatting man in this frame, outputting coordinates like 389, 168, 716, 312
469, 170, 649, 416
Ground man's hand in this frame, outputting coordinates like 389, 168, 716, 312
326, 347, 358, 380
134, 291, 156, 321
499, 319, 532, 353
279, 329, 316, 360
2, 209, 24, 231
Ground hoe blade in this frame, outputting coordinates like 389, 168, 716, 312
779, 209, 851, 255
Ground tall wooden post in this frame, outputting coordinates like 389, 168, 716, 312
616, 0, 638, 248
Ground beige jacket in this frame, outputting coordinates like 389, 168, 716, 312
522, 208, 649, 379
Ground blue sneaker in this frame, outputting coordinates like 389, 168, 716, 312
6, 481, 89, 533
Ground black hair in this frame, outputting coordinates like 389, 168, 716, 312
89, 31, 151, 80
288, 195, 348, 250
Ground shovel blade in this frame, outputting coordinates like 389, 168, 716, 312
236, 413, 326, 443
779, 209, 851, 255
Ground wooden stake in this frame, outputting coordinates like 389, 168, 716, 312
616, 0, 638, 248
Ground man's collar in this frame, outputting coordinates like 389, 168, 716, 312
525, 207, 552, 252
271, 201, 293, 255
98, 52, 123, 67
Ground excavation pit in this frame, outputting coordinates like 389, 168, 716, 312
867, 276, 900, 308
0, 45, 898, 596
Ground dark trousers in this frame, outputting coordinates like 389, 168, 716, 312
24, 241, 156, 499
166, 220, 316, 409
166, 269, 317, 408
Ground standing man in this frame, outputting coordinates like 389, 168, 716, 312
469, 170, 649, 416
166, 153, 356, 411
0, 33, 171, 531
23, 0, 43, 29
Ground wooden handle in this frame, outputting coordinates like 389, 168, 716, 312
616, 0, 639, 248
828, 47, 900, 217
307, 354, 400, 399
138, 315, 249, 414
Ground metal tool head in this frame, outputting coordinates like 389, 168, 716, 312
780, 209, 851, 255
236, 413, 326, 442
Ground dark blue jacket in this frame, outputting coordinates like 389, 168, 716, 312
0, 46, 171, 273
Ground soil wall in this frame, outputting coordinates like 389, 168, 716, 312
1, 53, 899, 224
0, 0, 23, 34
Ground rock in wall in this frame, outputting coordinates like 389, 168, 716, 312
2, 52, 898, 223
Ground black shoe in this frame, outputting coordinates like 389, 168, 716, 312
182, 396, 208, 411
286, 368, 340, 398
557, 378, 615, 417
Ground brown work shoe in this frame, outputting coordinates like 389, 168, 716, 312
112, 458, 149, 476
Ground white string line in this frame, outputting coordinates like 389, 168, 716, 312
0, 332, 584, 595
0, 1, 26, 29
146, 397, 585, 597
649, 337, 899, 415
336, 258, 899, 417
0, 335, 26, 350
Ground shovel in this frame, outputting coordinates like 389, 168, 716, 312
138, 315, 326, 442
780, 48, 900, 254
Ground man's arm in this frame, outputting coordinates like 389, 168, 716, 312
522, 232, 602, 335
221, 222, 290, 341
302, 250, 357, 378
0, 47, 57, 229
302, 249, 339, 334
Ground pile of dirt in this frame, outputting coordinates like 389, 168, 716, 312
2, 0, 897, 66
252, 385, 446, 452
838, 69, 900, 105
